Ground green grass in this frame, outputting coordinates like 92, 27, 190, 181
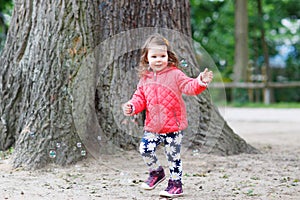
224, 102, 300, 108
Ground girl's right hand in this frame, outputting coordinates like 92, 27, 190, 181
122, 102, 133, 116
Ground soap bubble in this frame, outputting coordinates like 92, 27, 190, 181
72, 27, 227, 162
49, 150, 56, 159
29, 131, 35, 138
56, 142, 61, 148
76, 142, 82, 148
119, 171, 134, 186
81, 149, 86, 156
180, 59, 188, 68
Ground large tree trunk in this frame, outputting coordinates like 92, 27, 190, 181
0, 0, 100, 168
0, 0, 258, 169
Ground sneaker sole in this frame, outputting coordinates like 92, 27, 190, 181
159, 190, 184, 198
141, 176, 166, 190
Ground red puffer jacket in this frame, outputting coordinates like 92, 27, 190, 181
130, 66, 207, 133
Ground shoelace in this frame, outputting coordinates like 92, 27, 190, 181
165, 180, 174, 191
146, 171, 158, 184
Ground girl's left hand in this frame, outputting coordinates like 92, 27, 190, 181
201, 68, 213, 84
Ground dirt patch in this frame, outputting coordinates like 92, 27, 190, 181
1, 108, 299, 200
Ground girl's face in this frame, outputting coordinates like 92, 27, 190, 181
147, 45, 168, 72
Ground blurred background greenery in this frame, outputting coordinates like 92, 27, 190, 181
0, 0, 299, 105
190, 0, 300, 105
0, 0, 12, 50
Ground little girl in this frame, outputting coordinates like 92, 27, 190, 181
122, 34, 213, 197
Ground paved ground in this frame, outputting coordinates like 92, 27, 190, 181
221, 107, 300, 122
221, 107, 300, 146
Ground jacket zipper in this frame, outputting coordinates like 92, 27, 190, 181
153, 70, 160, 132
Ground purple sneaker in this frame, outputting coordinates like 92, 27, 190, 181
159, 179, 184, 197
141, 166, 166, 190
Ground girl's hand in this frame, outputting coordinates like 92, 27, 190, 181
200, 68, 213, 84
122, 102, 133, 116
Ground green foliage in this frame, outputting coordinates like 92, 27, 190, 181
0, 0, 13, 52
227, 101, 300, 108
0, 147, 14, 160
274, 88, 300, 102
191, 0, 299, 71
248, 0, 300, 68
190, 0, 300, 103
0, 0, 13, 11
191, 0, 235, 71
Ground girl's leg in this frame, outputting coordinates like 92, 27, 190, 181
139, 131, 162, 171
159, 131, 184, 197
163, 131, 183, 181
140, 131, 166, 190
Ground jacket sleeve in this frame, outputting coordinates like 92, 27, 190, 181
129, 81, 146, 115
176, 70, 208, 95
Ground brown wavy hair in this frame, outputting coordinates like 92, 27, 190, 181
138, 34, 179, 77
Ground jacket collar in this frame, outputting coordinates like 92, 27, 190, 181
144, 65, 178, 77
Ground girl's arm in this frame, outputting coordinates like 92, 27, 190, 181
177, 68, 213, 95
122, 83, 146, 116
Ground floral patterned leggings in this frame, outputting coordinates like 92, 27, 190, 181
139, 131, 183, 181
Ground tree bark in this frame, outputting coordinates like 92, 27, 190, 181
257, 0, 273, 104
0, 0, 258, 169
0, 0, 101, 168
233, 0, 248, 82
